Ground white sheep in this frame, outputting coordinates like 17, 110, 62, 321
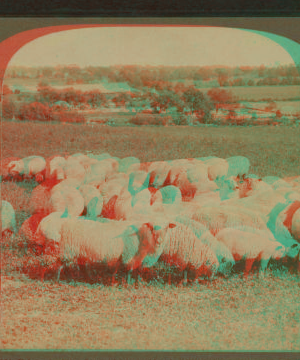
226, 156, 250, 178
148, 161, 172, 188
118, 156, 140, 174
1, 200, 17, 233
35, 211, 74, 246
84, 159, 118, 187
8, 156, 46, 180
203, 157, 229, 181
63, 157, 86, 184
127, 171, 150, 197
50, 184, 84, 217
216, 228, 286, 275
175, 215, 235, 276
161, 222, 219, 284
46, 156, 67, 181
79, 184, 103, 218
291, 207, 300, 242
191, 205, 268, 237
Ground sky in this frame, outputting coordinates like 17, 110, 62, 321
8, 26, 295, 68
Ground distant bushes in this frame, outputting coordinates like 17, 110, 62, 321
3, 100, 85, 124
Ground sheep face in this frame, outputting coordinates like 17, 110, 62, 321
8, 160, 23, 176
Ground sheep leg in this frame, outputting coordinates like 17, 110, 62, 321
182, 270, 188, 286
127, 270, 133, 285
57, 265, 64, 282
168, 273, 171, 286
244, 258, 255, 278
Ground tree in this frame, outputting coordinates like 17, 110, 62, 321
207, 88, 234, 110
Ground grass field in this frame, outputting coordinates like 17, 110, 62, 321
1, 120, 300, 350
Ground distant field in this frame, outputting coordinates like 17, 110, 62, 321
200, 85, 300, 102
4, 78, 136, 94
240, 101, 300, 115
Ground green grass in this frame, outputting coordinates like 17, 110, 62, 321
1, 120, 300, 350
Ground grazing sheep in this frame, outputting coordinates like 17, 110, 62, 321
84, 160, 117, 187
191, 206, 268, 237
114, 188, 133, 221
87, 152, 112, 162
164, 167, 198, 202
1, 200, 17, 233
271, 179, 293, 191
175, 215, 235, 276
291, 208, 300, 242
262, 176, 281, 185
118, 156, 140, 174
59, 218, 174, 283
45, 156, 67, 181
63, 157, 86, 184
216, 228, 286, 275
266, 200, 300, 250
159, 185, 182, 205
186, 164, 209, 184
203, 157, 229, 181
8, 156, 46, 180
50, 184, 84, 217
35, 211, 74, 246
148, 161, 171, 188
79, 184, 103, 218
125, 220, 177, 271
161, 222, 219, 284
1, 157, 22, 181
226, 156, 250, 178
191, 191, 221, 208
128, 171, 150, 197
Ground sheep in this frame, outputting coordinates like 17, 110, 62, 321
174, 215, 235, 276
291, 208, 300, 242
262, 176, 281, 185
128, 171, 150, 197
163, 166, 198, 202
84, 159, 118, 187
87, 152, 112, 162
118, 156, 140, 174
202, 157, 229, 181
271, 179, 293, 191
125, 220, 177, 272
8, 156, 46, 181
1, 200, 17, 234
191, 191, 221, 209
160, 222, 219, 285
148, 161, 172, 188
159, 185, 182, 205
226, 156, 250, 178
49, 183, 84, 217
45, 156, 66, 181
78, 185, 103, 218
185, 162, 210, 184
105, 173, 129, 188
1, 157, 22, 181
114, 188, 133, 221
35, 211, 74, 246
191, 206, 268, 237
59, 218, 175, 284
63, 157, 86, 184
216, 228, 286, 275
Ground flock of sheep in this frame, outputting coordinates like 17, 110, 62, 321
2, 153, 300, 284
